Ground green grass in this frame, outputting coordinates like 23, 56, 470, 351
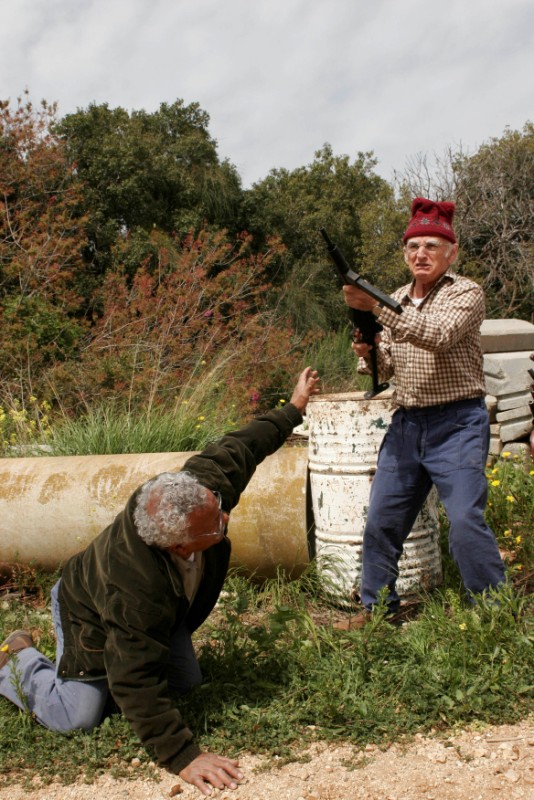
297, 328, 372, 395
45, 403, 229, 456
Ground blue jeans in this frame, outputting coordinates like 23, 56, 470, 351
0, 580, 202, 732
360, 398, 506, 611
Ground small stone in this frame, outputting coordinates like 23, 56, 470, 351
169, 784, 183, 796
130, 757, 141, 768
503, 769, 520, 783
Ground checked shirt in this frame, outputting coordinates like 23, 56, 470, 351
359, 270, 487, 408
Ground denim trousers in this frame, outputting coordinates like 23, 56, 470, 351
0, 580, 202, 732
360, 398, 506, 611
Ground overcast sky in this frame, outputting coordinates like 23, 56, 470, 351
2, 0, 533, 188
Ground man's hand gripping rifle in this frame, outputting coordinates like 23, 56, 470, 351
320, 227, 402, 399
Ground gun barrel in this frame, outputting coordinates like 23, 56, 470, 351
319, 227, 352, 276
320, 227, 402, 314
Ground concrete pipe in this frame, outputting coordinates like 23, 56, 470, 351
0, 447, 311, 579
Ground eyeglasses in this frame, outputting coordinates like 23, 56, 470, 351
404, 240, 448, 255
200, 490, 228, 539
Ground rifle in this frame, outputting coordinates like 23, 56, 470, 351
320, 227, 402, 399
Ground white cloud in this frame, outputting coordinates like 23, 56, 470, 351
1, 0, 532, 186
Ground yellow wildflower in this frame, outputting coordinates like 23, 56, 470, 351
458, 623, 467, 631
491, 480, 500, 487
279, 399, 286, 405
503, 530, 512, 538
502, 451, 511, 458
515, 536, 522, 544
506, 495, 515, 503
197, 415, 205, 421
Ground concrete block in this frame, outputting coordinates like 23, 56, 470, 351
496, 405, 531, 423
497, 391, 532, 411
480, 319, 534, 353
484, 352, 533, 395
488, 436, 503, 456
498, 415, 533, 443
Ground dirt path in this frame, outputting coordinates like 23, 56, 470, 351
1, 720, 532, 800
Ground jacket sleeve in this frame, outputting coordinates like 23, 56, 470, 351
103, 587, 203, 774
181, 403, 303, 510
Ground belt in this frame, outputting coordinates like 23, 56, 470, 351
401, 397, 485, 416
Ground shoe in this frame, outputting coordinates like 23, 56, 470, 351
0, 630, 33, 668
333, 610, 372, 631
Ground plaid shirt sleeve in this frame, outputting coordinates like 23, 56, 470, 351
358, 272, 487, 407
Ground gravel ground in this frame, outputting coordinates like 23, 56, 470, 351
1, 720, 532, 800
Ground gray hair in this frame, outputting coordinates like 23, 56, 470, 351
133, 471, 210, 549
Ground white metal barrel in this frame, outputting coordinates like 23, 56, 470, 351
307, 391, 442, 605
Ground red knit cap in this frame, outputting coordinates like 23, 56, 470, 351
403, 197, 456, 243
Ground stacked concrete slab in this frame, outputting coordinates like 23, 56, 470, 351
480, 319, 534, 456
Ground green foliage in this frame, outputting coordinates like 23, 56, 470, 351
1, 93, 532, 429
359, 185, 411, 290
298, 328, 371, 394
485, 451, 534, 579
244, 144, 390, 332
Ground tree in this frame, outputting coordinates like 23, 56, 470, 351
244, 144, 389, 333
453, 123, 534, 321
0, 93, 88, 401
56, 101, 244, 286
52, 227, 298, 415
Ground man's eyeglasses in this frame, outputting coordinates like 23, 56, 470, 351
404, 240, 448, 255
200, 490, 228, 539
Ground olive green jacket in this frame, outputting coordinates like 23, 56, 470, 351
57, 403, 303, 774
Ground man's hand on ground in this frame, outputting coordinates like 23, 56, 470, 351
179, 752, 244, 796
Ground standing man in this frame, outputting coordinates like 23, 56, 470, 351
342, 197, 505, 626
0, 367, 320, 797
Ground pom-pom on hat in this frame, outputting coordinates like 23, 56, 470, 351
403, 197, 456, 244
